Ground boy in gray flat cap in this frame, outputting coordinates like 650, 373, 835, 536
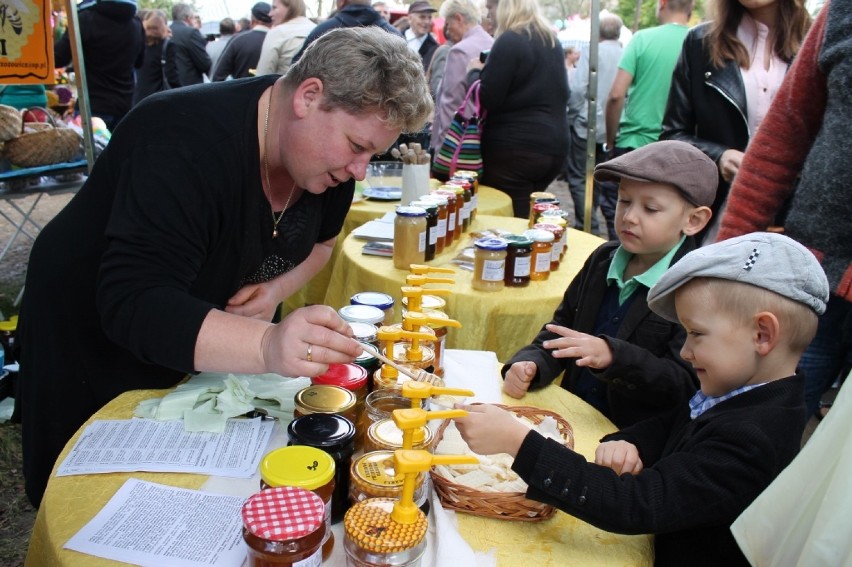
455, 232, 829, 566
503, 140, 716, 427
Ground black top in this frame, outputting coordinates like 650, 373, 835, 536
169, 20, 212, 86
291, 4, 401, 63
478, 30, 569, 156
514, 373, 807, 566
133, 39, 180, 105
54, 7, 144, 117
16, 76, 354, 506
213, 28, 268, 80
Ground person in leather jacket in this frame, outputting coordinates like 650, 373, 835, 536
660, 0, 810, 242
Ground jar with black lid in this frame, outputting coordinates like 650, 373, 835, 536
288, 413, 356, 524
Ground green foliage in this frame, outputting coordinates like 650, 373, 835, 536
612, 0, 705, 31
138, 0, 200, 17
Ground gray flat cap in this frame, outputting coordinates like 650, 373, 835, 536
647, 232, 829, 322
594, 140, 717, 207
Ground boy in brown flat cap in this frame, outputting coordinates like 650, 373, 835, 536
502, 140, 716, 427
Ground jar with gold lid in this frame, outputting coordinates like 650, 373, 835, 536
288, 413, 356, 524
344, 498, 427, 567
242, 486, 326, 567
364, 418, 434, 454
294, 385, 358, 427
260, 446, 336, 561
349, 450, 427, 511
311, 364, 369, 437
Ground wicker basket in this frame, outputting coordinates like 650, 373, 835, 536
0, 105, 22, 143
3, 123, 81, 167
430, 404, 575, 522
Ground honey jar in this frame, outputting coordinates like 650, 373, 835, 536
350, 292, 395, 324
364, 419, 434, 454
418, 194, 448, 254
472, 237, 508, 292
525, 228, 554, 281
533, 222, 565, 271
311, 364, 369, 432
349, 450, 426, 509
288, 413, 356, 524
242, 486, 326, 567
260, 446, 336, 560
432, 190, 457, 245
294, 385, 358, 427
393, 206, 427, 270
343, 498, 427, 567
339, 304, 385, 326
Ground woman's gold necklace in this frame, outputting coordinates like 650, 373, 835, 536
263, 91, 295, 238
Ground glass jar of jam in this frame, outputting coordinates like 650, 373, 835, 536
364, 419, 434, 454
431, 190, 457, 245
472, 237, 508, 292
393, 206, 427, 270
349, 321, 379, 346
339, 304, 385, 326
242, 486, 326, 567
453, 171, 478, 220
294, 385, 358, 426
419, 194, 448, 255
288, 413, 356, 524
312, 364, 370, 434
260, 446, 336, 560
504, 235, 533, 287
524, 229, 554, 281
350, 450, 427, 511
539, 212, 569, 259
533, 222, 565, 271
409, 200, 438, 262
344, 498, 427, 567
350, 292, 395, 324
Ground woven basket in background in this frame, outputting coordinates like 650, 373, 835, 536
3, 124, 80, 167
430, 404, 575, 522
0, 105, 22, 143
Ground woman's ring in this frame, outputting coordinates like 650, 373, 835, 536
306, 343, 313, 362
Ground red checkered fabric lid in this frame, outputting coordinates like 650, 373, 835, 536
242, 486, 325, 541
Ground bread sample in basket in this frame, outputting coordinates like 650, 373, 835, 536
431, 404, 574, 521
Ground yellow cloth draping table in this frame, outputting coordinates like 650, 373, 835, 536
323, 214, 605, 362
283, 184, 514, 315
26, 373, 652, 566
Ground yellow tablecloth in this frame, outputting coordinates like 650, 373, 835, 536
26, 371, 652, 566
283, 184, 514, 314
323, 214, 605, 362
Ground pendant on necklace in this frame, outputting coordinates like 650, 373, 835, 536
272, 228, 278, 238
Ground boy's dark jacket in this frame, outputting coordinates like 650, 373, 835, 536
502, 238, 699, 427
513, 373, 807, 566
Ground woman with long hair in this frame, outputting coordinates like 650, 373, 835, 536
661, 0, 810, 241
471, 0, 569, 218
255, 0, 316, 75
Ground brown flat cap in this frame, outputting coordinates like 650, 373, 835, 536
408, 1, 437, 13
594, 140, 718, 207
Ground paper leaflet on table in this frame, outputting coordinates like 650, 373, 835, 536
64, 479, 247, 567
56, 417, 273, 478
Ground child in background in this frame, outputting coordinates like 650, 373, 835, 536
503, 140, 715, 427
456, 233, 829, 566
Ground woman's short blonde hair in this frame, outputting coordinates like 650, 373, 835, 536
280, 0, 307, 20
284, 27, 433, 133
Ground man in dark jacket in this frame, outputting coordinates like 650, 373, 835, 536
169, 2, 211, 86
133, 9, 180, 105
212, 2, 271, 80
54, 0, 144, 132
404, 0, 439, 71
291, 0, 401, 63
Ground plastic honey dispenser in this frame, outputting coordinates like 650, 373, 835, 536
400, 285, 451, 316
373, 326, 435, 390
398, 311, 461, 378
343, 450, 478, 567
399, 381, 474, 409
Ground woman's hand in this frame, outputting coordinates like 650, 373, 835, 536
718, 149, 744, 183
260, 305, 362, 377
454, 404, 529, 457
225, 281, 282, 321
503, 361, 537, 399
543, 324, 613, 369
595, 440, 643, 475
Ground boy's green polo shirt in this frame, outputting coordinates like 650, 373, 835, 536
606, 236, 686, 305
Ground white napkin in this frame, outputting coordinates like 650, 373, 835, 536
425, 489, 496, 567
443, 349, 503, 404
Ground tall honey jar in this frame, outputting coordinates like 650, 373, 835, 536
260, 446, 336, 560
393, 206, 427, 270
472, 237, 508, 292
525, 228, 554, 281
242, 486, 326, 567
349, 450, 427, 511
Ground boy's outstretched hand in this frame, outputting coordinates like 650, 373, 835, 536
503, 361, 537, 398
454, 404, 530, 457
595, 440, 644, 475
543, 324, 614, 369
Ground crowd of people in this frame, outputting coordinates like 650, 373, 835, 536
12, 0, 849, 564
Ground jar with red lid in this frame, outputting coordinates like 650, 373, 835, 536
242, 486, 326, 566
529, 201, 561, 228
260, 446, 336, 560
